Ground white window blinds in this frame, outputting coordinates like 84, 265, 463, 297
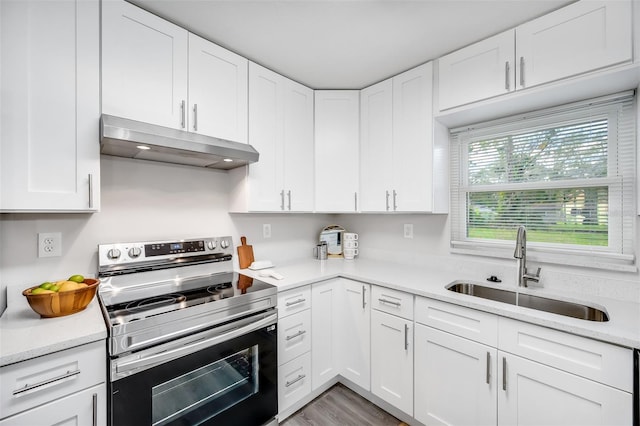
450, 92, 636, 271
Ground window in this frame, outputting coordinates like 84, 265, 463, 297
450, 92, 636, 271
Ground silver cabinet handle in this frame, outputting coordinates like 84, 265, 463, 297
285, 330, 306, 341
505, 61, 510, 90
193, 104, 198, 131
92, 392, 98, 426
404, 324, 409, 350
502, 356, 507, 391
285, 374, 306, 387
287, 190, 292, 211
378, 298, 401, 307
362, 286, 366, 309
280, 190, 285, 211
519, 57, 525, 87
285, 298, 306, 307
393, 190, 398, 211
88, 174, 94, 209
12, 369, 81, 395
486, 352, 491, 384
180, 100, 186, 128
354, 192, 358, 212
385, 190, 390, 211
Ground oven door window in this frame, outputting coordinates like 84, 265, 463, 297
111, 324, 277, 426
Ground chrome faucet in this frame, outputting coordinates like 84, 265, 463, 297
514, 225, 541, 287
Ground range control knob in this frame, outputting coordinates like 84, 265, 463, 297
107, 248, 121, 260
220, 239, 229, 249
207, 240, 217, 250
128, 247, 142, 258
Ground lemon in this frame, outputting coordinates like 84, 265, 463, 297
31, 287, 54, 295
68, 274, 84, 283
58, 281, 82, 292
39, 282, 54, 290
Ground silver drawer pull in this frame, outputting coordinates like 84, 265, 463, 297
378, 298, 401, 307
285, 330, 307, 341
12, 369, 81, 395
502, 356, 507, 391
285, 374, 306, 387
285, 298, 306, 307
92, 393, 98, 426
486, 352, 491, 384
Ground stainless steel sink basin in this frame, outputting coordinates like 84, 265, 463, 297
446, 282, 609, 322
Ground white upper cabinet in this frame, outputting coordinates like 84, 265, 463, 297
229, 62, 313, 212
360, 63, 438, 212
438, 0, 633, 111
438, 30, 515, 111
102, 0, 188, 130
102, 0, 248, 143
0, 0, 100, 212
187, 33, 248, 142
314, 91, 360, 212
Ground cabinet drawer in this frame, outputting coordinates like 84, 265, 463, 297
278, 352, 311, 414
277, 286, 311, 318
0, 341, 105, 419
0, 383, 105, 426
278, 309, 311, 366
415, 297, 498, 347
371, 286, 413, 320
498, 317, 633, 392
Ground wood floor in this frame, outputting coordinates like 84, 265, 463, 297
280, 384, 405, 426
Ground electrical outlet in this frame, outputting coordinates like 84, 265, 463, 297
403, 224, 414, 239
263, 224, 272, 239
38, 232, 62, 257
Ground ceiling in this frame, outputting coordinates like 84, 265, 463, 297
128, 0, 575, 89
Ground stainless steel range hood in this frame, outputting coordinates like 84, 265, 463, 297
100, 115, 258, 170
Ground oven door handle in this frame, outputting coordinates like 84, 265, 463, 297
115, 311, 277, 377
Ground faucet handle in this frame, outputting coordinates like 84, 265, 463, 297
524, 267, 541, 283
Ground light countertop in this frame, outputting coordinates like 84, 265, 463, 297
242, 258, 640, 349
0, 288, 107, 367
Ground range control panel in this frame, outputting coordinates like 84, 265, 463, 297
98, 236, 233, 269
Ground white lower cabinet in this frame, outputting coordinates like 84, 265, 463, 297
371, 298, 413, 416
0, 341, 106, 425
311, 279, 341, 389
340, 280, 370, 390
414, 324, 497, 426
277, 285, 312, 414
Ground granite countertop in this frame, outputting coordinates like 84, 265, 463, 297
0, 287, 107, 367
242, 258, 640, 349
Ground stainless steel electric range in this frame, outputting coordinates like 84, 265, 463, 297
97, 236, 278, 426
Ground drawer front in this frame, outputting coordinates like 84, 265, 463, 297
278, 352, 311, 414
499, 317, 633, 392
278, 309, 311, 366
0, 341, 105, 419
0, 383, 106, 426
415, 297, 498, 347
277, 286, 311, 318
371, 286, 413, 320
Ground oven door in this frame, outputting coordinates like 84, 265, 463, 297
109, 311, 278, 426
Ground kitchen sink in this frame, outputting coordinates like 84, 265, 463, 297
445, 282, 609, 322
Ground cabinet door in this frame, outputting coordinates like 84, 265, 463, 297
438, 29, 515, 111
188, 33, 248, 143
0, 383, 105, 426
314, 91, 360, 212
340, 280, 371, 390
283, 79, 314, 212
371, 310, 413, 416
516, 0, 632, 90
246, 62, 284, 211
498, 352, 632, 426
414, 324, 497, 426
360, 79, 393, 212
392, 62, 434, 212
102, 0, 188, 129
0, 0, 100, 212
311, 279, 341, 389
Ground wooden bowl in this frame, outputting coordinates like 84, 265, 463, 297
22, 278, 99, 318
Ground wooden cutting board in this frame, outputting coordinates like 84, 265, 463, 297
237, 236, 255, 269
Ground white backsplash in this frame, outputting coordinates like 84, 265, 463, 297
1, 156, 638, 311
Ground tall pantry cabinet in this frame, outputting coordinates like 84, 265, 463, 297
0, 0, 100, 212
